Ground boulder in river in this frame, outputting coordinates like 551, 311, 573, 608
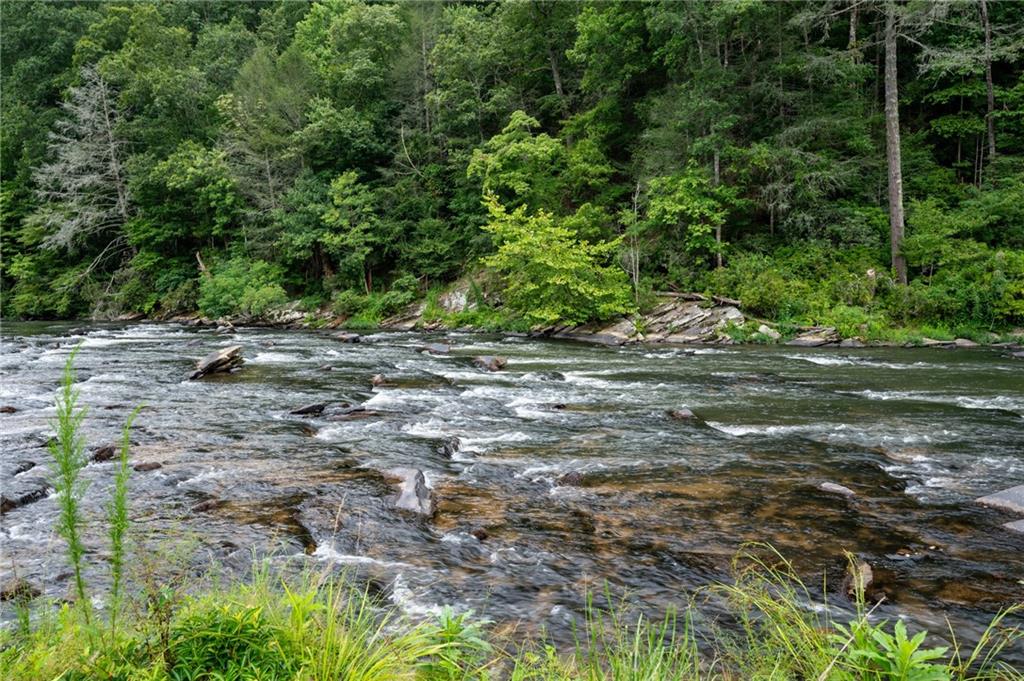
470, 527, 489, 541
976, 485, 1024, 514
473, 355, 507, 372
667, 408, 697, 421
91, 444, 117, 462
334, 331, 361, 343
556, 471, 585, 487
133, 462, 162, 472
290, 403, 327, 416
1004, 519, 1024, 534
419, 343, 450, 355
0, 577, 41, 602
436, 436, 462, 458
819, 482, 856, 497
371, 373, 388, 387
0, 405, 17, 414
389, 468, 435, 516
189, 345, 244, 380
0, 477, 50, 513
843, 560, 874, 599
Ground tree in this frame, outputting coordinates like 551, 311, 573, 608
884, 0, 908, 285
31, 64, 132, 264
480, 194, 632, 326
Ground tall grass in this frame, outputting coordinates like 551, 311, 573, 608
107, 405, 142, 642
47, 346, 91, 623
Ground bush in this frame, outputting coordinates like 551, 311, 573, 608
198, 257, 288, 319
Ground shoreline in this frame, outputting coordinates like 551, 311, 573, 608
14, 294, 1023, 354
8, 310, 1024, 354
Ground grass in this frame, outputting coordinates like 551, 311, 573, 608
3, 354, 1022, 680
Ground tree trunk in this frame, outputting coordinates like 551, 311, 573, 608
884, 2, 907, 285
713, 150, 723, 269
979, 0, 996, 164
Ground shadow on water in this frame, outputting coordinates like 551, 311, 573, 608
1, 321, 1022, 654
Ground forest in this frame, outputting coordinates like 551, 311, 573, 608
2, 0, 1023, 337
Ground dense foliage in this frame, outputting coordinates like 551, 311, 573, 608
2, 0, 1023, 333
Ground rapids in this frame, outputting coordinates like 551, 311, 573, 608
2, 322, 1022, 650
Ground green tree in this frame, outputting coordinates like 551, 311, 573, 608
480, 195, 632, 326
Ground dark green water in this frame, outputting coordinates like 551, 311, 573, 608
2, 322, 1022, 647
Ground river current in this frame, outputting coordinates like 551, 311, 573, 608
2, 322, 1022, 649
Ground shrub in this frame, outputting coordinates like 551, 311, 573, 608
198, 257, 288, 319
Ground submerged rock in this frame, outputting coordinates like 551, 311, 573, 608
0, 405, 17, 414
819, 482, 856, 497
419, 342, 451, 355
667, 408, 698, 421
334, 331, 361, 343
189, 345, 244, 380
473, 355, 507, 371
0, 577, 41, 602
389, 468, 436, 516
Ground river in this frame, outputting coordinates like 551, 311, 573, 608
2, 321, 1022, 650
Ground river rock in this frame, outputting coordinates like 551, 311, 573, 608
0, 405, 17, 414
325, 405, 381, 420
91, 444, 118, 462
389, 468, 435, 516
819, 482, 856, 497
976, 485, 1024, 514
371, 373, 387, 387
757, 324, 781, 341
839, 338, 866, 348
844, 560, 874, 598
667, 408, 697, 421
290, 403, 327, 416
473, 355, 507, 371
787, 327, 839, 347
334, 331, 361, 343
133, 462, 162, 472
419, 343, 450, 355
0, 477, 50, 513
952, 337, 979, 348
0, 577, 41, 602
189, 345, 244, 380
1004, 519, 1024, 534
556, 471, 585, 487
435, 436, 462, 458
470, 527, 489, 541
